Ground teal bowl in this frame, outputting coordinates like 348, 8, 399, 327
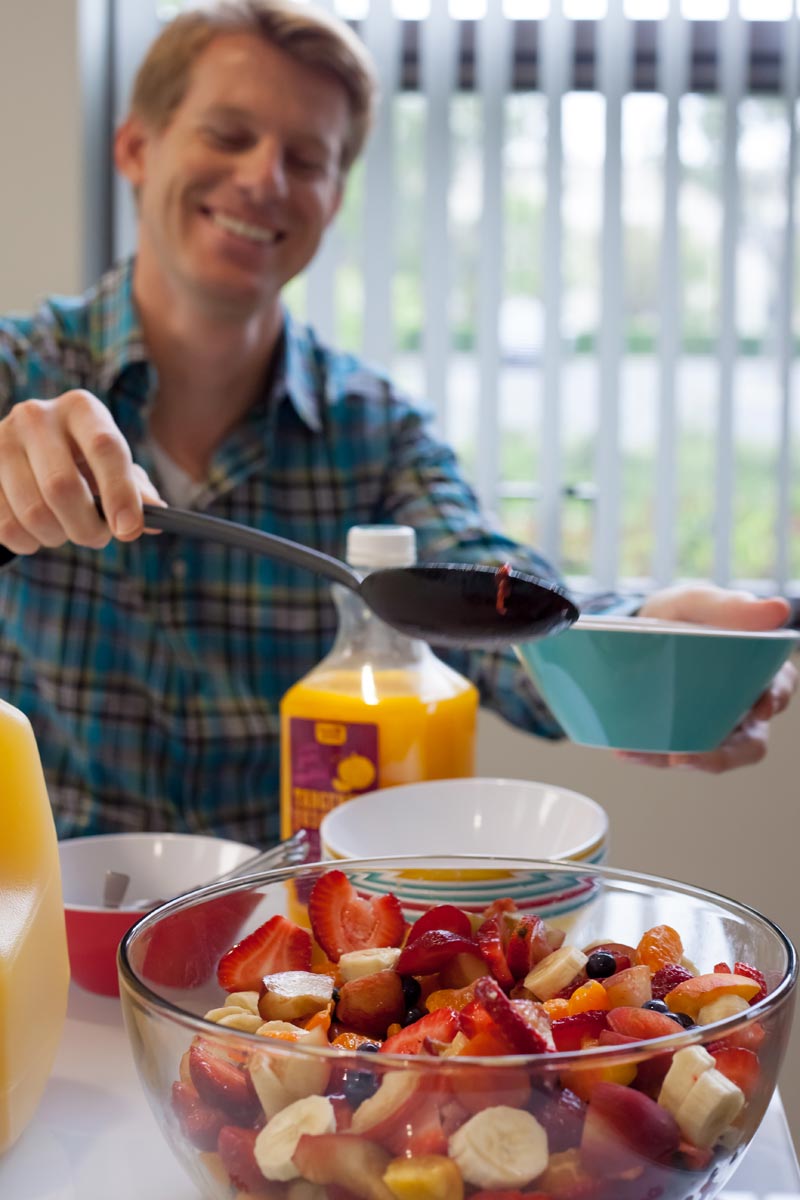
516, 616, 798, 753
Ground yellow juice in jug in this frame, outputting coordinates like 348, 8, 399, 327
280, 663, 477, 841
0, 699, 70, 1154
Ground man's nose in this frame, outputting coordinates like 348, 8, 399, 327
236, 138, 288, 199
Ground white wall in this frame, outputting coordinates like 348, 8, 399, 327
478, 703, 800, 1147
0, 0, 86, 311
3, 0, 798, 1157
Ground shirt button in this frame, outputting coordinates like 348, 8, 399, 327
172, 559, 188, 580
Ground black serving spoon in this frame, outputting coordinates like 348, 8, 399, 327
0, 504, 578, 649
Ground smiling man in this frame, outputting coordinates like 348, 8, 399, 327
0, 0, 794, 842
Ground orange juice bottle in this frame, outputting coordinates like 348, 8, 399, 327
0, 698, 70, 1154
280, 526, 478, 845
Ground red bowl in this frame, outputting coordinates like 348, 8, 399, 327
58, 832, 261, 996
64, 907, 143, 996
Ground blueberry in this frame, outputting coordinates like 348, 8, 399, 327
643, 999, 669, 1013
586, 951, 616, 979
668, 1011, 695, 1029
358, 1042, 380, 1053
343, 1068, 379, 1107
400, 1006, 425, 1027
400, 976, 421, 1008
331, 987, 340, 1005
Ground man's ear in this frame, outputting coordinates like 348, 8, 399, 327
114, 114, 150, 187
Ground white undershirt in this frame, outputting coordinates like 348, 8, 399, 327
146, 437, 207, 509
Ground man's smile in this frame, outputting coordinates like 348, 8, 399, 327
201, 205, 285, 246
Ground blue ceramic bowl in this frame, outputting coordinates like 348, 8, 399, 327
516, 615, 798, 753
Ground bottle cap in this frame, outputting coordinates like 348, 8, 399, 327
346, 525, 417, 570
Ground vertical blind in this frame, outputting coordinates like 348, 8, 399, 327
115, 1, 800, 596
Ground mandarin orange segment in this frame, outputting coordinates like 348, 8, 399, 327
567, 980, 610, 1015
425, 985, 476, 1013
543, 997, 571, 1020
560, 1057, 637, 1102
636, 924, 684, 973
331, 1029, 380, 1050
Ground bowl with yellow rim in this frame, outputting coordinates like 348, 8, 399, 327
319, 778, 607, 920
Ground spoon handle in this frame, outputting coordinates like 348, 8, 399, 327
209, 829, 312, 887
141, 505, 361, 590
0, 504, 362, 592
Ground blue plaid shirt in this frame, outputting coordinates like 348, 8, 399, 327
0, 260, 565, 845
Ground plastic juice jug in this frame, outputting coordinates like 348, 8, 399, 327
0, 699, 70, 1154
280, 525, 478, 845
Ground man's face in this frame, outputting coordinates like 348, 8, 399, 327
116, 33, 348, 318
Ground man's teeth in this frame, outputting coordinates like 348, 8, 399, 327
210, 211, 279, 244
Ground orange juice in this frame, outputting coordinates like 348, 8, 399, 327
0, 699, 70, 1154
280, 663, 477, 840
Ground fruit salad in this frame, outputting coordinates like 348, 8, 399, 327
169, 868, 776, 1200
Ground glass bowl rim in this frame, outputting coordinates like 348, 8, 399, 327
117, 853, 798, 1069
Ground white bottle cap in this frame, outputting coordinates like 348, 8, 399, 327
346, 525, 417, 569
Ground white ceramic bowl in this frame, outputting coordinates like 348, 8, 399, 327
320, 777, 607, 863
319, 778, 608, 921
58, 832, 260, 996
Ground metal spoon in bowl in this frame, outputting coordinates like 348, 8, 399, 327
101, 829, 311, 912
63, 505, 576, 648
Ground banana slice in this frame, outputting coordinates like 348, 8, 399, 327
339, 947, 403, 982
447, 1105, 548, 1189
522, 946, 588, 1001
224, 990, 261, 1014
255, 1095, 336, 1181
674, 1067, 745, 1148
658, 1044, 715, 1116
696, 994, 750, 1025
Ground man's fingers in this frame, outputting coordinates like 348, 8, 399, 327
616, 715, 771, 775
641, 585, 790, 631
750, 661, 798, 720
62, 392, 144, 540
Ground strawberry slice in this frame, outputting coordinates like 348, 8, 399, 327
380, 1006, 459, 1055
188, 1041, 261, 1124
551, 1009, 609, 1051
458, 998, 497, 1039
170, 1081, 227, 1150
384, 1091, 448, 1157
396, 929, 478, 975
308, 870, 405, 963
473, 976, 554, 1053
406, 903, 473, 944
216, 913, 312, 992
503, 913, 547, 980
708, 1045, 761, 1098
734, 961, 768, 1003
217, 1125, 270, 1196
475, 915, 514, 989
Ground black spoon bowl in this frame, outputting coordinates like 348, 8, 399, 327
0, 504, 579, 648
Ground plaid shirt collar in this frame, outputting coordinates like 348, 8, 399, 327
91, 257, 324, 433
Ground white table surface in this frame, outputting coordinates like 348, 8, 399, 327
2, 983, 799, 1199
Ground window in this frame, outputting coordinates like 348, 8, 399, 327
112, 0, 800, 595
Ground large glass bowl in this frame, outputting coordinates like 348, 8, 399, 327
118, 856, 796, 1200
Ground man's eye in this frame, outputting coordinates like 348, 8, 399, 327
288, 152, 327, 175
205, 127, 251, 150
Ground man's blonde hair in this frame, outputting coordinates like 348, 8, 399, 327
129, 0, 378, 171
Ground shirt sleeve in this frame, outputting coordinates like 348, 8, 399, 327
0, 320, 26, 416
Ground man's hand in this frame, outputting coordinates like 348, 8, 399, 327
615, 585, 798, 773
0, 390, 163, 554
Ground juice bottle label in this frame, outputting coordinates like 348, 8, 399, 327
287, 717, 379, 833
